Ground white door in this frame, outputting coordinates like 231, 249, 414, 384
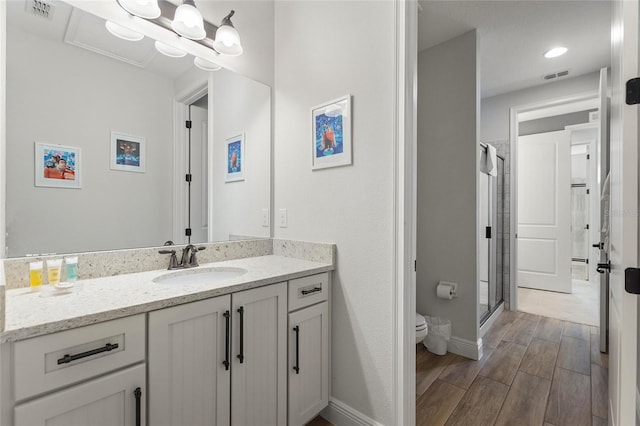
148, 295, 231, 426
608, 0, 638, 424
517, 130, 572, 293
14, 364, 145, 426
288, 301, 329, 426
190, 105, 209, 244
232, 283, 287, 426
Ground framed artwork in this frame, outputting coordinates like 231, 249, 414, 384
225, 133, 245, 182
110, 131, 145, 173
35, 142, 81, 189
311, 94, 352, 170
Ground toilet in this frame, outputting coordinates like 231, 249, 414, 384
416, 313, 428, 344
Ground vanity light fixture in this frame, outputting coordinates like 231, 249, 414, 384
105, 21, 144, 41
212, 10, 243, 56
194, 57, 221, 72
172, 0, 206, 40
155, 40, 187, 58
116, 0, 161, 19
113, 0, 244, 58
544, 46, 568, 58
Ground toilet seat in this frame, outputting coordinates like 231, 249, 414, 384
416, 313, 428, 344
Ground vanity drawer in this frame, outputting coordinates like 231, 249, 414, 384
14, 314, 145, 402
288, 273, 329, 312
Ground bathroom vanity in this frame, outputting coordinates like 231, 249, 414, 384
0, 241, 333, 426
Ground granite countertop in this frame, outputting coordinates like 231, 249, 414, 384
1, 255, 333, 343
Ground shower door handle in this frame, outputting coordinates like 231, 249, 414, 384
593, 242, 604, 250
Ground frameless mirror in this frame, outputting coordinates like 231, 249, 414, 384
5, 0, 271, 257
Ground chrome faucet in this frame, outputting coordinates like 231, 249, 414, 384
159, 245, 206, 270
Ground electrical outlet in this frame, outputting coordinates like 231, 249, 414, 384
279, 208, 288, 228
261, 208, 269, 227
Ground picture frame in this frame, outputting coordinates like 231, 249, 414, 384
110, 131, 145, 173
225, 133, 245, 182
35, 142, 81, 189
311, 94, 352, 170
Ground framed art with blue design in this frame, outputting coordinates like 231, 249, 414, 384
35, 142, 81, 189
110, 131, 145, 173
311, 94, 352, 170
225, 133, 245, 182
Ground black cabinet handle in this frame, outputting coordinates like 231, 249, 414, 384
237, 306, 244, 363
301, 287, 322, 296
134, 387, 141, 426
223, 310, 230, 370
57, 343, 119, 365
293, 325, 300, 374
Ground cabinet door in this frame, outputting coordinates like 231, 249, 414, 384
148, 295, 231, 426
232, 282, 287, 426
288, 302, 329, 426
14, 364, 145, 426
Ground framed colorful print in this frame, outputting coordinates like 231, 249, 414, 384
110, 131, 145, 173
225, 133, 245, 182
311, 94, 352, 170
35, 142, 81, 189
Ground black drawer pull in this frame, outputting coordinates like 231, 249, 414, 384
223, 310, 230, 370
134, 387, 142, 426
301, 287, 322, 296
57, 343, 119, 365
293, 325, 300, 374
237, 306, 245, 363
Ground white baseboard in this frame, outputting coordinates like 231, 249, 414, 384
447, 336, 483, 360
321, 398, 384, 426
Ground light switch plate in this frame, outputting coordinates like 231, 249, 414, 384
279, 208, 288, 228
261, 208, 269, 227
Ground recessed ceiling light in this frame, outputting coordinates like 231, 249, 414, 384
544, 47, 568, 59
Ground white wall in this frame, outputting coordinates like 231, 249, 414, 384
416, 31, 479, 344
482, 71, 600, 142
211, 69, 271, 241
6, 25, 174, 256
273, 1, 395, 423
198, 1, 275, 87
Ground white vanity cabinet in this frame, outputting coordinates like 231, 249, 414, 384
10, 314, 146, 426
287, 274, 330, 426
148, 282, 288, 426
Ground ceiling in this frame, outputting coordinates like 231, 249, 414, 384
7, 0, 194, 80
418, 1, 612, 98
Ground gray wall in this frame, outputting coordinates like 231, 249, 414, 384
482, 71, 601, 142
6, 24, 173, 256
519, 110, 595, 136
211, 69, 271, 241
417, 30, 479, 344
273, 1, 396, 422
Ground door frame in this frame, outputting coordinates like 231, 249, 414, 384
509, 90, 599, 311
172, 81, 210, 245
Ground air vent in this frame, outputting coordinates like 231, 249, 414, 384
26, 0, 55, 20
543, 70, 570, 81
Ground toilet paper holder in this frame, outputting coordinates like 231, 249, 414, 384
437, 281, 458, 299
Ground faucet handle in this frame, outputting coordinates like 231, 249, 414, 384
159, 249, 179, 270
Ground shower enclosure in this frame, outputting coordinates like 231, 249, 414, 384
479, 144, 507, 325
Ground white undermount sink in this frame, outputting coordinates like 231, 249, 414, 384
153, 266, 248, 285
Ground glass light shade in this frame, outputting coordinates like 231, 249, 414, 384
194, 57, 221, 72
105, 21, 144, 42
154, 41, 187, 58
544, 47, 568, 58
172, 3, 206, 40
117, 0, 160, 19
213, 25, 242, 56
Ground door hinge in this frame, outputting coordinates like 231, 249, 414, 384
186, 120, 192, 129
414, 260, 417, 272
625, 267, 640, 294
485, 226, 492, 239
585, 224, 590, 230
626, 78, 640, 105
586, 189, 590, 194
185, 228, 192, 237
587, 154, 590, 160
185, 174, 192, 182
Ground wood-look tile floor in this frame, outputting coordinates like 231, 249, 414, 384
416, 310, 608, 426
